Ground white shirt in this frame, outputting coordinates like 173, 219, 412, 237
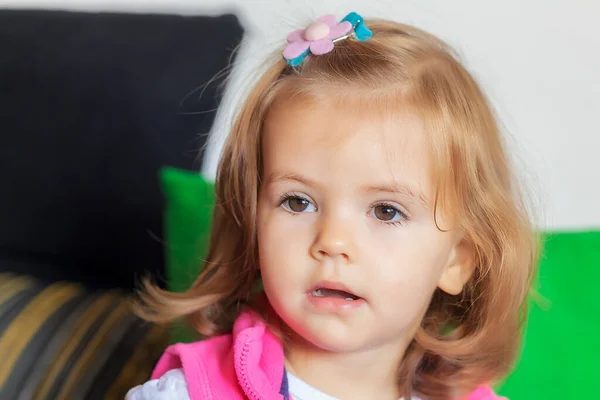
125, 369, 189, 400
125, 368, 416, 400
287, 372, 341, 400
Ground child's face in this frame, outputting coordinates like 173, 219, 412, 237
257, 95, 474, 357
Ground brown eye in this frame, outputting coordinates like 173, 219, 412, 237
282, 196, 316, 213
373, 205, 401, 221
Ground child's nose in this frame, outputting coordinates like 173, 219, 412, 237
310, 214, 355, 262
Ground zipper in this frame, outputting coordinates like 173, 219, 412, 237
238, 338, 263, 400
236, 329, 286, 400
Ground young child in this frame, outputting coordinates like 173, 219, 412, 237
127, 12, 537, 400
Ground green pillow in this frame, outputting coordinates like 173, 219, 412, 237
160, 167, 215, 293
161, 167, 600, 398
160, 167, 215, 343
499, 231, 600, 399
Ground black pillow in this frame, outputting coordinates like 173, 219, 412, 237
0, 10, 243, 289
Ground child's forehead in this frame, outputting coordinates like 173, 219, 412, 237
265, 91, 425, 149
263, 93, 431, 184
270, 83, 412, 115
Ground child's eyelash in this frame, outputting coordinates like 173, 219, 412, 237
371, 202, 409, 227
278, 191, 306, 205
276, 194, 409, 225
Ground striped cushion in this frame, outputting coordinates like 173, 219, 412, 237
0, 273, 169, 400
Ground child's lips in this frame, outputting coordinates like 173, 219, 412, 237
306, 280, 366, 311
311, 288, 360, 300
306, 291, 366, 311
308, 280, 363, 300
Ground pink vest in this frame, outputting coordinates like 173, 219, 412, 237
152, 309, 505, 400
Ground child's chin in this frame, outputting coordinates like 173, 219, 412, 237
301, 328, 367, 353
317, 339, 367, 354
280, 313, 371, 353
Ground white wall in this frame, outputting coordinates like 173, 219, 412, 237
2, 0, 599, 230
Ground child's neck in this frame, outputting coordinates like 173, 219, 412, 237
283, 334, 406, 400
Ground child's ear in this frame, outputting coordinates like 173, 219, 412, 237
437, 236, 477, 295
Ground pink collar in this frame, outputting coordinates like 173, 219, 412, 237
151, 308, 502, 400
151, 309, 286, 400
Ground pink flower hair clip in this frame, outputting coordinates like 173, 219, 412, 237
283, 12, 373, 67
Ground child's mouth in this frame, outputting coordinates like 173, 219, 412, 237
307, 283, 365, 312
311, 288, 360, 301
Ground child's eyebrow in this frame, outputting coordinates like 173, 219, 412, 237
265, 171, 429, 208
365, 184, 430, 208
265, 171, 322, 189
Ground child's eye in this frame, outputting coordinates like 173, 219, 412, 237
281, 195, 317, 213
371, 203, 407, 224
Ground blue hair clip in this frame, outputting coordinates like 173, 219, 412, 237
340, 12, 373, 41
283, 12, 372, 66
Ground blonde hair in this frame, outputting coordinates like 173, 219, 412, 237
138, 19, 538, 399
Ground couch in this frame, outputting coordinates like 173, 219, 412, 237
0, 9, 243, 399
